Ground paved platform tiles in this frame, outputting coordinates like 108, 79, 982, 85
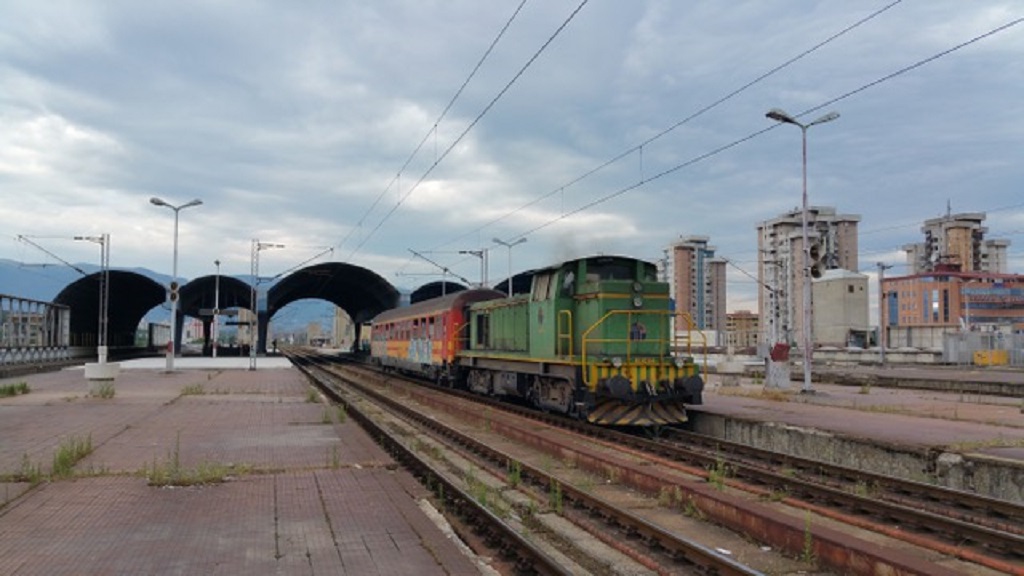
0, 364, 481, 575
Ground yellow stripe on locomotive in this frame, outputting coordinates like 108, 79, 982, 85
582, 355, 703, 426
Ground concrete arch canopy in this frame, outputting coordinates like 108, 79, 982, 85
54, 270, 165, 347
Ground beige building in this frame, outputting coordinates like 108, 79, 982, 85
812, 269, 870, 347
725, 310, 760, 351
332, 306, 355, 349
665, 236, 727, 346
902, 211, 1010, 274
757, 206, 860, 349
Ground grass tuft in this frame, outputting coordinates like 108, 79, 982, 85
51, 434, 94, 479
0, 381, 30, 397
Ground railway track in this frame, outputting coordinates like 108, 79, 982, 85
288, 349, 762, 575
289, 350, 1022, 575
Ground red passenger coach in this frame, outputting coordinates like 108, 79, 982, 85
370, 288, 505, 383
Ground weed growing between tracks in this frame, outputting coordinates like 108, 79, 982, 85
801, 510, 817, 566
707, 456, 732, 490
548, 480, 563, 515
507, 459, 522, 488
658, 485, 686, 507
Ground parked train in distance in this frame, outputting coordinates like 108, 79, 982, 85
365, 255, 704, 427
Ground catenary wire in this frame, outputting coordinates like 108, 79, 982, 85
347, 0, 591, 260
337, 0, 529, 254
505, 16, 1024, 247
430, 0, 905, 253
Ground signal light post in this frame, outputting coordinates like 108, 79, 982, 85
766, 108, 839, 394
150, 196, 203, 372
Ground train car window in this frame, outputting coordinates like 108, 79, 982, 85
428, 316, 435, 338
561, 270, 575, 296
533, 273, 551, 301
640, 263, 658, 281
476, 314, 489, 346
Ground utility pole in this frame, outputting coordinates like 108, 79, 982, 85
876, 262, 893, 367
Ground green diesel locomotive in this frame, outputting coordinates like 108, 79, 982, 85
458, 255, 704, 426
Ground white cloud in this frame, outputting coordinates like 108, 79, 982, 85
0, 0, 1021, 321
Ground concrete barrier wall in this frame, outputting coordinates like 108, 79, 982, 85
689, 411, 1023, 503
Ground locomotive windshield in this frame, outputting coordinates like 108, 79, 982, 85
588, 259, 634, 281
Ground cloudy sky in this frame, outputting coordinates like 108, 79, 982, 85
2, 1, 1022, 316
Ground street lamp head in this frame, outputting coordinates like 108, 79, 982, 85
513, 237, 527, 247
809, 111, 840, 126
766, 108, 798, 125
151, 197, 203, 211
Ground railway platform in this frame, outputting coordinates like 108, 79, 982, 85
694, 369, 1024, 503
0, 358, 484, 575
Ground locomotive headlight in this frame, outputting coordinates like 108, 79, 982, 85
632, 296, 643, 308
611, 357, 623, 368
673, 357, 686, 368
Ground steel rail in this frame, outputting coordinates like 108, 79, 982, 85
663, 427, 1024, 533
288, 352, 571, 576
320, 353, 1023, 572
299, 352, 762, 575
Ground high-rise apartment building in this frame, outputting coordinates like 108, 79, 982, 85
664, 236, 727, 346
756, 206, 860, 348
902, 211, 1010, 274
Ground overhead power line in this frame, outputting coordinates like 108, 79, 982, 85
338, 0, 529, 256
347, 0, 591, 260
504, 15, 1024, 244
431, 0, 905, 252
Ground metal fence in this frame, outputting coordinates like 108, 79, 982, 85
0, 294, 71, 366
943, 331, 1024, 367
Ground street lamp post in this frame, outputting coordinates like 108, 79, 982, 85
492, 238, 526, 297
150, 196, 203, 372
765, 108, 839, 394
213, 259, 221, 358
250, 240, 285, 370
